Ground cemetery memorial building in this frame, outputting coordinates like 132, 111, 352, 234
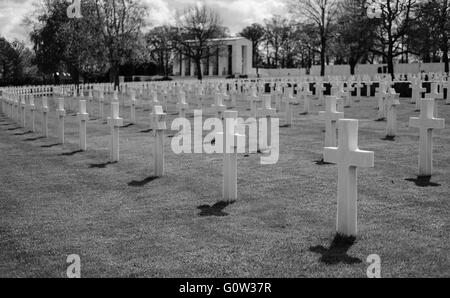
172, 37, 254, 78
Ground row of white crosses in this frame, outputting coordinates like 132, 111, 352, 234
317, 94, 445, 236
1, 93, 50, 137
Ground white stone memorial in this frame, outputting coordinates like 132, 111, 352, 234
386, 89, 400, 137
409, 99, 445, 177
324, 119, 375, 237
319, 96, 344, 148
29, 96, 36, 132
151, 105, 167, 177
217, 111, 244, 201
77, 100, 89, 151
56, 97, 66, 144
107, 101, 124, 162
41, 97, 49, 137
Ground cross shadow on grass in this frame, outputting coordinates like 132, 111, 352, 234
405, 176, 441, 187
309, 234, 362, 265
374, 118, 386, 122
122, 123, 134, 128
314, 159, 334, 166
139, 128, 153, 133
381, 135, 396, 142
14, 131, 32, 136
280, 124, 291, 128
197, 201, 235, 217
41, 143, 60, 148
89, 161, 118, 169
128, 176, 159, 187
59, 150, 84, 156
7, 127, 21, 131
24, 136, 46, 142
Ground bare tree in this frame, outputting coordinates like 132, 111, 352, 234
371, 0, 416, 79
145, 26, 177, 77
335, 0, 378, 75
93, 0, 147, 89
240, 23, 265, 76
173, 4, 228, 80
288, 0, 339, 76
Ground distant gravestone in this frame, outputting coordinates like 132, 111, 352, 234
130, 90, 137, 124
151, 105, 167, 177
217, 111, 245, 201
99, 91, 105, 119
409, 99, 445, 177
20, 96, 26, 128
324, 119, 374, 237
212, 93, 227, 120
258, 95, 277, 153
29, 96, 36, 132
177, 91, 188, 118
77, 100, 89, 151
385, 88, 400, 138
107, 101, 123, 162
319, 96, 344, 148
56, 98, 66, 144
41, 97, 49, 137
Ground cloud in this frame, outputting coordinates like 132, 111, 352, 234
147, 0, 287, 34
0, 0, 36, 42
0, 0, 287, 43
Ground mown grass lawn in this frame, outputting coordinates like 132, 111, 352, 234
0, 91, 449, 278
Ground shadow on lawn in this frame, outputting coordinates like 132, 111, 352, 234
128, 176, 159, 187
14, 131, 32, 136
197, 201, 235, 217
381, 135, 396, 142
89, 161, 117, 169
139, 129, 153, 133
309, 234, 362, 265
59, 150, 84, 156
314, 159, 334, 166
41, 143, 60, 148
405, 176, 441, 187
24, 136, 46, 142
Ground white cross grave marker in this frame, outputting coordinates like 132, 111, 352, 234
107, 101, 123, 162
212, 93, 227, 120
56, 98, 66, 144
409, 99, 445, 177
151, 105, 167, 177
217, 111, 245, 201
41, 97, 49, 137
258, 94, 277, 153
386, 88, 400, 138
319, 96, 344, 148
77, 100, 89, 151
324, 119, 375, 237
29, 96, 36, 132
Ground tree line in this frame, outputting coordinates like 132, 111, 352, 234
1, 0, 450, 86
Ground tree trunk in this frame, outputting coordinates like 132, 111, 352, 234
350, 61, 357, 76
387, 44, 394, 80
111, 62, 120, 91
256, 50, 259, 77
320, 35, 326, 76
196, 58, 203, 81
443, 37, 449, 73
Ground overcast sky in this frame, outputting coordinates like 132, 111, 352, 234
0, 0, 287, 44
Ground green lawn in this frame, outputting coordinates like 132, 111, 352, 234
0, 91, 449, 278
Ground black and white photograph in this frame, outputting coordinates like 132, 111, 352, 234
0, 0, 448, 281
